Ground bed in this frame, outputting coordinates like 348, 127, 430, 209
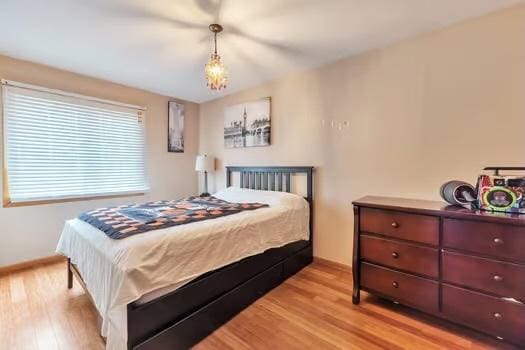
57, 166, 314, 350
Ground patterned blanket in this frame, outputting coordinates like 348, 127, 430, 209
79, 196, 269, 239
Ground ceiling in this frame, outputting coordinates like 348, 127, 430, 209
0, 0, 522, 103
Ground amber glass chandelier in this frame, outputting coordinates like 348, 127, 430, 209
205, 24, 228, 91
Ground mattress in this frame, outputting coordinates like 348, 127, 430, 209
56, 187, 309, 350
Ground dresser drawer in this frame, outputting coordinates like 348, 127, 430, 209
360, 208, 439, 245
360, 235, 438, 278
442, 251, 525, 301
442, 284, 525, 345
360, 262, 438, 313
443, 219, 525, 263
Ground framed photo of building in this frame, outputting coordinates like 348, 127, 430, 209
168, 101, 184, 153
224, 97, 271, 148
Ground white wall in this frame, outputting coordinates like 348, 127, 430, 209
0, 55, 199, 266
199, 6, 525, 266
1, 5, 523, 268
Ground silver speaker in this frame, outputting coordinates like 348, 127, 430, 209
440, 180, 476, 207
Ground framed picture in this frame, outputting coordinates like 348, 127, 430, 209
168, 101, 184, 153
224, 97, 271, 148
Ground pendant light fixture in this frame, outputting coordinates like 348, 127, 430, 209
205, 23, 228, 91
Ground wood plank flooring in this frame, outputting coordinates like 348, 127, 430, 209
0, 260, 517, 349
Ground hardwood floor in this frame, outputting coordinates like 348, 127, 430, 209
0, 260, 517, 350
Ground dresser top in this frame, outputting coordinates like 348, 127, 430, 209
353, 196, 525, 226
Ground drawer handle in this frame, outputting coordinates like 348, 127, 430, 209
391, 222, 399, 228
392, 281, 399, 288
493, 312, 503, 320
391, 252, 399, 259
493, 274, 503, 282
493, 238, 504, 245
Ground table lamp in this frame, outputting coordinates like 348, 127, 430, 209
195, 154, 214, 196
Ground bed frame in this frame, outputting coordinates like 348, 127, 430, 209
67, 166, 314, 350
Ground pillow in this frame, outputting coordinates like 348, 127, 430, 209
214, 187, 308, 210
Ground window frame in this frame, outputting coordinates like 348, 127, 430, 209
1, 79, 149, 207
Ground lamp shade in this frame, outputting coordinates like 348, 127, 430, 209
195, 155, 214, 172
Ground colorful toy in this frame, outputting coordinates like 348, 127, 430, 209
476, 167, 525, 214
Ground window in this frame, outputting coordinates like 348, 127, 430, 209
2, 80, 148, 205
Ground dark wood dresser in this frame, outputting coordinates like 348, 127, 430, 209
352, 196, 525, 347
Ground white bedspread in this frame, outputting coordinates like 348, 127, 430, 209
56, 187, 309, 350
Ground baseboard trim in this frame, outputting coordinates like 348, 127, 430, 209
314, 257, 351, 272
0, 255, 66, 275
1, 255, 349, 276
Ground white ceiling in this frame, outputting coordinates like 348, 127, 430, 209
0, 0, 522, 102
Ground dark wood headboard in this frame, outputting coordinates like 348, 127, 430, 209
225, 166, 314, 240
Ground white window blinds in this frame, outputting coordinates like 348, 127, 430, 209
2, 81, 149, 204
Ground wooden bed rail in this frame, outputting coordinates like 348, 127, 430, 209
226, 166, 313, 197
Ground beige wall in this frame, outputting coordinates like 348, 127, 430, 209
0, 55, 199, 266
199, 6, 525, 266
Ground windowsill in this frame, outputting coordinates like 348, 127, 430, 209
3, 192, 147, 208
